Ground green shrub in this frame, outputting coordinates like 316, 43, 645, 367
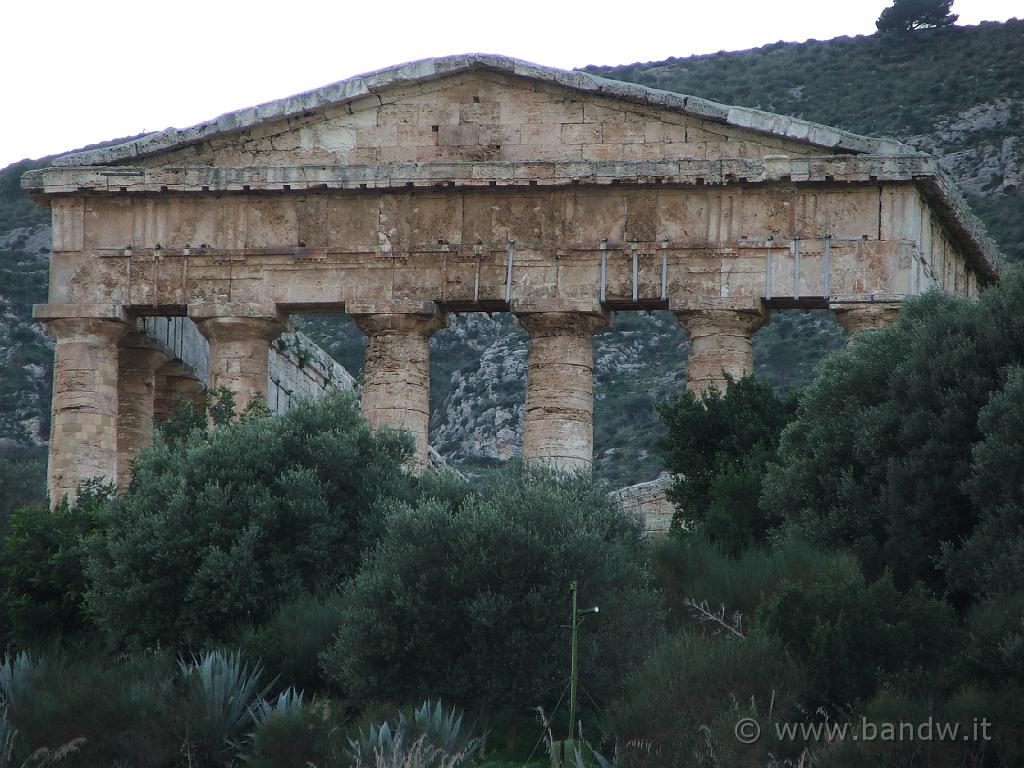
657, 376, 794, 553
943, 366, 1024, 597
238, 592, 346, 695
606, 629, 807, 768
322, 465, 662, 724
814, 689, 1001, 768
246, 696, 336, 768
0, 479, 113, 648
758, 571, 961, 709
0, 450, 45, 522
764, 274, 1024, 594
653, 529, 857, 627
87, 392, 417, 647
4, 647, 182, 768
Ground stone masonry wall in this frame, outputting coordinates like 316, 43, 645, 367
142, 316, 354, 413
138, 71, 822, 170
610, 473, 676, 537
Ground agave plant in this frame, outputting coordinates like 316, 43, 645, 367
0, 718, 15, 768
178, 649, 273, 755
0, 653, 36, 710
411, 701, 481, 760
349, 715, 409, 764
249, 686, 305, 727
349, 701, 481, 768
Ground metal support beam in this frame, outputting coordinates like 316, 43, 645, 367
631, 244, 639, 304
599, 240, 607, 303
792, 237, 801, 300
823, 235, 832, 299
505, 240, 515, 304
660, 245, 668, 301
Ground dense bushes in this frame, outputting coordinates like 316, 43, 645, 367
945, 365, 1024, 596
238, 593, 347, 695
609, 630, 807, 768
759, 572, 960, 708
87, 391, 417, 648
764, 272, 1024, 595
3, 263, 1024, 765
658, 376, 793, 552
0, 449, 45, 520
0, 480, 111, 648
323, 466, 662, 723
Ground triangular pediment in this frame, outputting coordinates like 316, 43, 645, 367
51, 54, 910, 170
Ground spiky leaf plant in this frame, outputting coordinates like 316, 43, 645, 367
249, 686, 304, 727
0, 654, 36, 710
349, 701, 481, 768
411, 701, 482, 760
178, 649, 273, 760
0, 719, 15, 768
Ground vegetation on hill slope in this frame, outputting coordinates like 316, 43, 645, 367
586, 19, 1024, 260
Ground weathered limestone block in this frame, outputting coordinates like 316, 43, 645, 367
609, 473, 677, 537
674, 300, 769, 394
34, 305, 132, 505
191, 303, 288, 414
516, 303, 610, 472
350, 301, 447, 470
153, 360, 206, 426
116, 332, 170, 490
831, 303, 901, 341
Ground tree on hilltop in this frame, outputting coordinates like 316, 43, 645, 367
876, 0, 959, 32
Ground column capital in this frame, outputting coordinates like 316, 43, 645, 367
350, 302, 447, 337
672, 298, 769, 336
189, 303, 289, 343
515, 305, 610, 338
34, 303, 133, 344
830, 302, 901, 336
33, 303, 130, 323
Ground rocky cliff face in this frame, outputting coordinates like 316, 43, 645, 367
909, 97, 1023, 195
0, 226, 51, 450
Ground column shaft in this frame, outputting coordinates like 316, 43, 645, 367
351, 307, 446, 471
518, 311, 609, 473
675, 306, 768, 395
44, 317, 131, 505
116, 333, 170, 490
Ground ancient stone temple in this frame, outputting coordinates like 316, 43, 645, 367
22, 54, 1001, 504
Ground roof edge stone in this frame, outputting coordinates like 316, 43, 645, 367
51, 53, 916, 168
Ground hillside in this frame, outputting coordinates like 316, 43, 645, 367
587, 19, 1024, 260
1, 19, 1020, 488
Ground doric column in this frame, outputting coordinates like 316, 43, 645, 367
673, 299, 768, 395
116, 332, 171, 490
831, 303, 900, 343
349, 300, 447, 471
33, 304, 132, 506
153, 360, 206, 427
515, 301, 610, 473
190, 303, 288, 414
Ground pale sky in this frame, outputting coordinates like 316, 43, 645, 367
1, 0, 1018, 168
